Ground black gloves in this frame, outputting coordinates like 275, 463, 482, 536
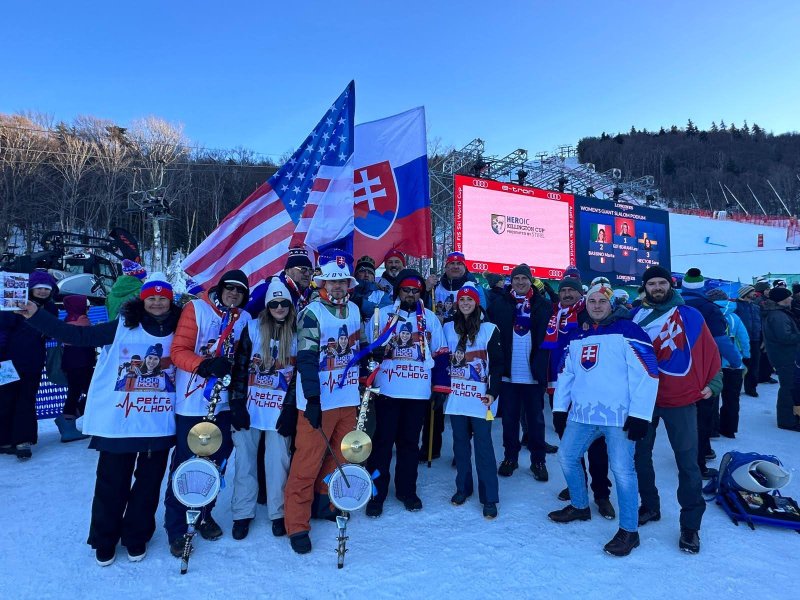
623, 416, 650, 441
230, 406, 250, 431
303, 396, 322, 429
371, 346, 385, 364
431, 391, 448, 411
197, 356, 231, 378
553, 411, 568, 438
275, 403, 298, 438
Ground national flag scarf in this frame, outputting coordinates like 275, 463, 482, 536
541, 299, 585, 349
512, 288, 534, 336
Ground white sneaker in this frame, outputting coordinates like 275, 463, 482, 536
95, 549, 116, 567
127, 548, 146, 562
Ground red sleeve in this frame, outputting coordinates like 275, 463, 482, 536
170, 302, 204, 373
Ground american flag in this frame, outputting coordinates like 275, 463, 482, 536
182, 81, 355, 288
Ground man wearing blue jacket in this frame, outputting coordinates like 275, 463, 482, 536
548, 283, 658, 557
680, 268, 741, 476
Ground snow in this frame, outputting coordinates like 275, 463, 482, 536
2, 385, 798, 599
669, 213, 798, 283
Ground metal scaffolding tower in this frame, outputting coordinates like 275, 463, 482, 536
427, 142, 660, 270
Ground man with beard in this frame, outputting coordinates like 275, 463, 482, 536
364, 269, 448, 517
541, 275, 613, 518
245, 247, 314, 317
377, 248, 406, 294
631, 265, 722, 555
283, 251, 363, 554
487, 264, 552, 482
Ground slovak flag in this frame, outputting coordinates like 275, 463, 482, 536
353, 107, 431, 260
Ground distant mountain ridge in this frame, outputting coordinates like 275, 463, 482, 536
577, 121, 800, 217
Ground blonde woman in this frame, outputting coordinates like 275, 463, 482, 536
229, 277, 296, 539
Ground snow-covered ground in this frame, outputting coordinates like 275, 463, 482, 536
669, 213, 798, 282
2, 384, 798, 599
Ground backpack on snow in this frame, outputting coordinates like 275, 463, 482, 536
704, 451, 800, 532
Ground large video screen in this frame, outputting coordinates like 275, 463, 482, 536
574, 196, 671, 286
454, 175, 575, 278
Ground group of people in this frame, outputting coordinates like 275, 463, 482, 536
2, 244, 799, 565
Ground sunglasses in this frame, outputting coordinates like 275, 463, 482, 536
400, 287, 421, 294
222, 284, 246, 293
268, 299, 292, 309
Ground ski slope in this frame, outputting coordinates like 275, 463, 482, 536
2, 384, 798, 599
669, 213, 797, 283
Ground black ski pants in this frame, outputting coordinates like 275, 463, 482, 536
88, 449, 170, 552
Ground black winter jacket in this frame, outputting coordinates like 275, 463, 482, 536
486, 289, 552, 384
762, 300, 800, 368
0, 299, 58, 375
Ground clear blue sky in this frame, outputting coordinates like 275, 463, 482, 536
2, 1, 799, 161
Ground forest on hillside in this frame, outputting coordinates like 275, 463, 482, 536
578, 120, 800, 216
0, 113, 277, 262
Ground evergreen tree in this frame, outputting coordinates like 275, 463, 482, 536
742, 120, 751, 136
662, 155, 676, 175
719, 119, 726, 130
630, 125, 637, 135
658, 126, 666, 136
710, 121, 718, 132
670, 125, 679, 134
686, 119, 697, 136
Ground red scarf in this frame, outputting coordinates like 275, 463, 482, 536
542, 299, 584, 348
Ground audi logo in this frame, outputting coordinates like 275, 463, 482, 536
473, 179, 488, 188
471, 262, 489, 271
547, 192, 561, 200
548, 269, 563, 277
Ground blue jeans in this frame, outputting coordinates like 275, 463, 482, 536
500, 381, 546, 462
450, 415, 499, 504
558, 421, 638, 532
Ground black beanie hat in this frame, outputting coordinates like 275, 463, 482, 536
770, 287, 792, 303
510, 263, 533, 281
642, 265, 673, 285
392, 268, 426, 299
216, 269, 250, 308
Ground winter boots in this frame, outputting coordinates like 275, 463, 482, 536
483, 503, 498, 520
290, 532, 312, 554
637, 505, 661, 526
15, 443, 32, 460
679, 528, 701, 554
271, 518, 286, 537
232, 518, 252, 541
530, 462, 549, 482
548, 505, 591, 523
596, 498, 616, 520
54, 415, 89, 443
603, 529, 640, 557
197, 514, 223, 541
498, 460, 518, 477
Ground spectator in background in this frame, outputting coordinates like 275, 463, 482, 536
761, 287, 800, 431
106, 259, 146, 320
707, 288, 749, 439
0, 270, 59, 459
377, 248, 406, 293
350, 255, 392, 322
753, 281, 777, 384
734, 285, 762, 397
55, 294, 94, 443
679, 268, 740, 476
